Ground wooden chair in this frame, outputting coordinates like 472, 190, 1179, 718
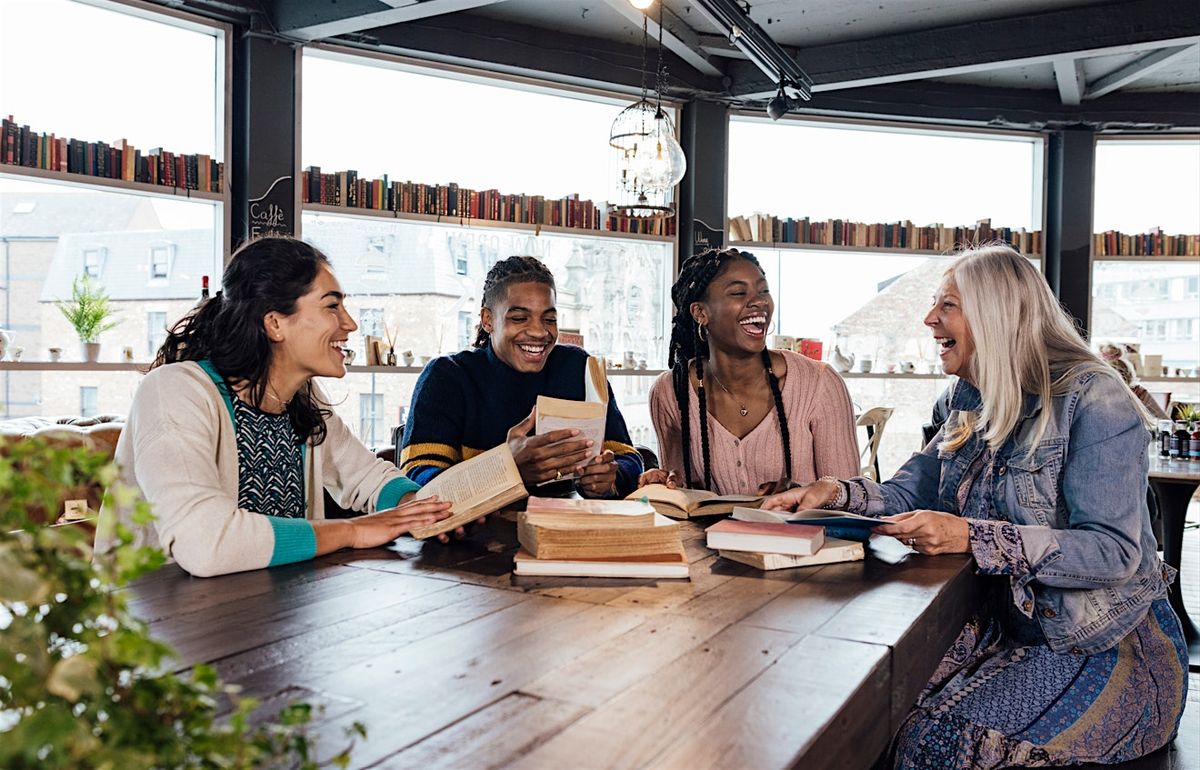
857, 407, 894, 482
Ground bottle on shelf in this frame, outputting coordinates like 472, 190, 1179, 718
1169, 422, 1187, 459
1158, 420, 1174, 458
1189, 422, 1200, 462
201, 275, 210, 301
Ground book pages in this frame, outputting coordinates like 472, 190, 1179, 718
409, 444, 527, 538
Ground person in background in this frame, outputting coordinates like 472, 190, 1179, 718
96, 237, 453, 578
399, 256, 642, 498
641, 247, 858, 494
761, 244, 1186, 768
1100, 341, 1170, 421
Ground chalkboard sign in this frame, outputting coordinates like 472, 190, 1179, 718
248, 175, 292, 237
692, 218, 724, 253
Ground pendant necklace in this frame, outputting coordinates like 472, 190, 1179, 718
708, 368, 749, 417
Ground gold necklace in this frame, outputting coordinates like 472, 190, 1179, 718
263, 385, 291, 412
707, 368, 749, 417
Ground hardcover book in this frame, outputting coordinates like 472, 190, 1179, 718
718, 537, 865, 571
705, 518, 824, 556
628, 484, 764, 519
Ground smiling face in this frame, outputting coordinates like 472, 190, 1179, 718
265, 265, 357, 381
691, 258, 774, 355
481, 280, 557, 373
925, 273, 976, 381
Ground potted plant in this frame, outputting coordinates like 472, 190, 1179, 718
0, 436, 364, 768
56, 275, 118, 363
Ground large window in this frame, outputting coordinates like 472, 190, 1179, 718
728, 117, 1044, 477
1092, 139, 1200, 376
0, 1, 227, 419
301, 50, 677, 446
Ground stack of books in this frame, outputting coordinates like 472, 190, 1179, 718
513, 497, 689, 579
705, 515, 865, 571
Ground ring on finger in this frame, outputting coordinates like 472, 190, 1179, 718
904, 537, 917, 547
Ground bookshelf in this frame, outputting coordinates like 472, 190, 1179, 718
727, 240, 959, 257
0, 164, 225, 203
301, 203, 676, 244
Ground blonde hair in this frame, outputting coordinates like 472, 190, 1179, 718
939, 244, 1146, 456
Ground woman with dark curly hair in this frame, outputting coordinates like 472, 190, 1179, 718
96, 237, 451, 577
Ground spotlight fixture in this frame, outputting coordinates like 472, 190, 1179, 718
765, 81, 799, 121
628, 0, 654, 9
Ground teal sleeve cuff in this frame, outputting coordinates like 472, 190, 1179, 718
377, 476, 421, 511
267, 516, 317, 567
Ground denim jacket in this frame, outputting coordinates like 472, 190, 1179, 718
857, 369, 1173, 655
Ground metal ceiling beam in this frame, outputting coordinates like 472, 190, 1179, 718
789, 81, 1200, 130
599, 0, 723, 78
1085, 43, 1198, 99
692, 0, 813, 98
1053, 58, 1085, 106
729, 0, 1200, 97
272, 0, 508, 41
341, 13, 727, 97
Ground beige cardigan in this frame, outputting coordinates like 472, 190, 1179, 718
95, 361, 412, 577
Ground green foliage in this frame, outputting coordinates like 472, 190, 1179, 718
55, 275, 119, 343
1175, 403, 1200, 426
0, 437, 365, 768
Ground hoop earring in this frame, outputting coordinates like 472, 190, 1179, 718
698, 324, 708, 341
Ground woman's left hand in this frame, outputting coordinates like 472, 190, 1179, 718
872, 510, 970, 555
576, 450, 618, 498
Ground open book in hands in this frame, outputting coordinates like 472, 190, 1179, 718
534, 355, 607, 483
627, 483, 764, 519
408, 444, 528, 539
731, 505, 884, 530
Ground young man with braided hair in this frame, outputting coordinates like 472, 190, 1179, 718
641, 248, 859, 495
399, 255, 643, 498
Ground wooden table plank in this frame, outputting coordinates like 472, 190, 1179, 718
302, 598, 650, 767
522, 614, 729, 708
645, 635, 891, 770
511, 624, 801, 770
373, 692, 588, 770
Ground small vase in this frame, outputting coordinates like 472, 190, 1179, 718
82, 342, 101, 363
386, 348, 397, 366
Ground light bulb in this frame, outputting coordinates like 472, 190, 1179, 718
629, 0, 654, 9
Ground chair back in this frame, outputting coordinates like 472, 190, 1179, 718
856, 407, 894, 482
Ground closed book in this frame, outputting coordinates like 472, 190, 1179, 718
513, 544, 689, 579
718, 538, 864, 571
518, 504, 679, 561
705, 519, 824, 556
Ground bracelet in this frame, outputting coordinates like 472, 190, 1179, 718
819, 476, 848, 510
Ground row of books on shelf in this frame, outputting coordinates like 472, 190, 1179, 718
728, 213, 1042, 254
1093, 228, 1200, 257
302, 166, 675, 236
1, 116, 223, 193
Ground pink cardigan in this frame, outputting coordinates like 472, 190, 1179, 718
649, 350, 860, 495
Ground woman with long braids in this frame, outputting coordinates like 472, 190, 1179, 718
400, 255, 643, 497
95, 237, 453, 578
643, 248, 859, 494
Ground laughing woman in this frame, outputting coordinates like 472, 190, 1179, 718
763, 245, 1187, 768
95, 237, 452, 577
643, 248, 859, 494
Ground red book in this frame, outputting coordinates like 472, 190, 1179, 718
705, 519, 824, 556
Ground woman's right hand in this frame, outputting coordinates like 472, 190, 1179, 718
761, 478, 842, 512
638, 468, 680, 489
348, 496, 453, 549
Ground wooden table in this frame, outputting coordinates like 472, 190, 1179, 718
1148, 455, 1200, 670
127, 518, 980, 770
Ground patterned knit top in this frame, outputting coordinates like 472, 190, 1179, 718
232, 397, 305, 518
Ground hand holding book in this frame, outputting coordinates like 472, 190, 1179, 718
505, 407, 594, 485
760, 477, 843, 512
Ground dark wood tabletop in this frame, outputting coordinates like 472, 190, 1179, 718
126, 517, 981, 770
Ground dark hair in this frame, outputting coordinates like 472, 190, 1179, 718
472, 255, 556, 348
153, 236, 333, 445
668, 247, 791, 489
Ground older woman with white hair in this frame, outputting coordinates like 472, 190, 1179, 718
763, 244, 1187, 768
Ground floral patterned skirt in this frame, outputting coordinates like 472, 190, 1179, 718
891, 598, 1188, 769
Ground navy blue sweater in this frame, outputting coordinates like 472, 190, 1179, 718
399, 344, 642, 496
